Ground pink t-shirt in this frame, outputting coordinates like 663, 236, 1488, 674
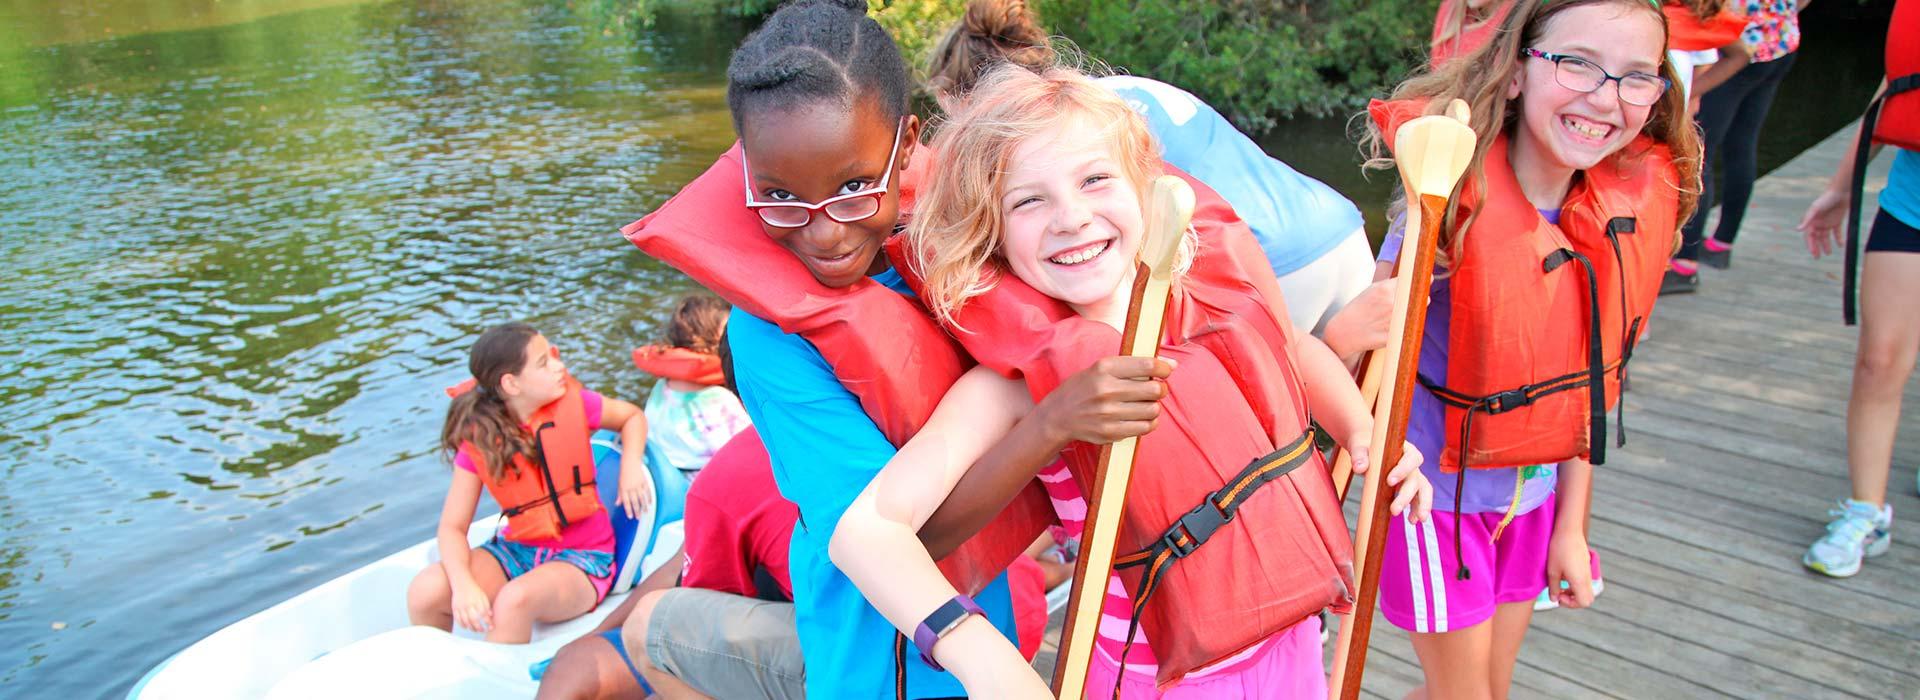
1038, 460, 1272, 681
455, 389, 615, 553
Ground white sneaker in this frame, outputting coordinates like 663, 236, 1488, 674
1803, 499, 1894, 578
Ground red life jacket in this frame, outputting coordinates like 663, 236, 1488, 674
621, 142, 1054, 597
456, 377, 603, 543
888, 166, 1355, 688
1663, 3, 1748, 51
1843, 0, 1920, 323
1370, 99, 1680, 471
632, 345, 725, 386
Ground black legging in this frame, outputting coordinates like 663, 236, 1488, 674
1678, 51, 1798, 260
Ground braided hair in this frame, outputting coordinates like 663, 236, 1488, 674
726, 0, 913, 133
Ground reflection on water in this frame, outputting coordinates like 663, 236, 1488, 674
0, 0, 745, 694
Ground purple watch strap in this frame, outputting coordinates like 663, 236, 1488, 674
912, 594, 986, 671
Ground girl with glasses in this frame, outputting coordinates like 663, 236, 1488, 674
627, 1, 1178, 696
1360, 0, 1699, 697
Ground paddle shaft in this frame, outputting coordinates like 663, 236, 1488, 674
1330, 352, 1385, 503
1331, 193, 1447, 700
1052, 266, 1170, 699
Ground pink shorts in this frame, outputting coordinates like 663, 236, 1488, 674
1084, 615, 1325, 699
1380, 493, 1558, 633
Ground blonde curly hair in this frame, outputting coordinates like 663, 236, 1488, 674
907, 62, 1192, 327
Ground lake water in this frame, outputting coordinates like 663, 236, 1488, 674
0, 0, 1888, 695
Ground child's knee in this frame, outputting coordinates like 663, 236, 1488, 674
406, 564, 450, 619
492, 579, 537, 621
1857, 340, 1919, 384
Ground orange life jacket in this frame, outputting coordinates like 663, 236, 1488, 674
456, 377, 603, 543
632, 345, 725, 386
1371, 99, 1680, 472
1843, 0, 1920, 323
1430, 0, 1515, 66
621, 142, 1054, 597
1662, 3, 1747, 51
889, 165, 1356, 688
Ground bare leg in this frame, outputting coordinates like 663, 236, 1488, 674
1848, 252, 1920, 507
534, 634, 644, 700
1407, 620, 1495, 700
488, 561, 598, 644
1485, 600, 1535, 700
406, 547, 508, 631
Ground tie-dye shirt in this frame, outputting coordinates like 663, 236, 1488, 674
642, 380, 751, 476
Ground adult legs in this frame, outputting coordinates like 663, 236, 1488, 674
1677, 65, 1748, 261
1710, 52, 1798, 247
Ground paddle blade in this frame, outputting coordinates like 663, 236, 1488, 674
1393, 98, 1477, 198
1142, 175, 1196, 281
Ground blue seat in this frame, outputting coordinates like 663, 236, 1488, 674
590, 431, 692, 594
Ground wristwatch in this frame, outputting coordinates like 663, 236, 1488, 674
913, 594, 985, 671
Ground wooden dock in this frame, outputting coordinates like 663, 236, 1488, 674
1034, 124, 1920, 699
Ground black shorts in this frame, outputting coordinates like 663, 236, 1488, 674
1865, 208, 1920, 254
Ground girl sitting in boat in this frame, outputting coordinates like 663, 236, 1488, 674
630, 293, 751, 480
827, 63, 1435, 697
406, 322, 651, 643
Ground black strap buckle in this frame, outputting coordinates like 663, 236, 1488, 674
1484, 387, 1535, 414
1159, 497, 1230, 560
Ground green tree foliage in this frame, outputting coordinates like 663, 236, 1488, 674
589, 0, 1437, 130
1032, 0, 1438, 131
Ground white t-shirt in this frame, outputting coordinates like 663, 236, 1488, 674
642, 379, 752, 476
1668, 48, 1722, 101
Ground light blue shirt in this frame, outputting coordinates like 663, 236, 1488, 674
1880, 148, 1920, 229
1099, 75, 1365, 277
728, 268, 1019, 699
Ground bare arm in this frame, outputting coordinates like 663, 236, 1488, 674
599, 397, 653, 519
437, 469, 491, 632
1692, 43, 1750, 96
829, 365, 1050, 697
1800, 80, 1891, 258
917, 356, 1172, 558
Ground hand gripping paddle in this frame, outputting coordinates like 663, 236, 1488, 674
1328, 98, 1476, 700
1052, 175, 1195, 700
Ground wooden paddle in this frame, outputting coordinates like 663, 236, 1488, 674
1328, 98, 1476, 700
1330, 354, 1386, 502
1052, 175, 1195, 700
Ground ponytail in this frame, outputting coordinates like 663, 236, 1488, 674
440, 323, 542, 481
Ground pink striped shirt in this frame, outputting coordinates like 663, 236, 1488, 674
1037, 461, 1270, 681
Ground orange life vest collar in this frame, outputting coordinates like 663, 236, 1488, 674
632, 345, 725, 386
1371, 99, 1679, 472
456, 377, 603, 543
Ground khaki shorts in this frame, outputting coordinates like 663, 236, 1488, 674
628, 587, 804, 700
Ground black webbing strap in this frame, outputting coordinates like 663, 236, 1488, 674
1101, 427, 1320, 699
1545, 248, 1606, 466
894, 633, 908, 700
1845, 74, 1920, 325
1602, 217, 1638, 450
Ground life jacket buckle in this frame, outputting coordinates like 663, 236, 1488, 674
1484, 387, 1535, 414
1159, 498, 1230, 560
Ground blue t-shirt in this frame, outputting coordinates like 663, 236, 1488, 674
1099, 75, 1365, 277
1379, 210, 1559, 516
727, 268, 1020, 699
1880, 148, 1920, 229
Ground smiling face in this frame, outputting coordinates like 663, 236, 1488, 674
1507, 3, 1665, 173
739, 99, 918, 289
997, 117, 1145, 323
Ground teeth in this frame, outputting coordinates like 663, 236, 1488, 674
1050, 240, 1109, 265
1562, 116, 1609, 140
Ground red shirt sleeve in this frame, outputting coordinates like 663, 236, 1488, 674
677, 487, 757, 597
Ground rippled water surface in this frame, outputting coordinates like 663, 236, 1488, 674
0, 0, 745, 694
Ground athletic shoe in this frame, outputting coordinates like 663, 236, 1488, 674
1699, 245, 1732, 270
1659, 268, 1698, 295
1531, 576, 1606, 611
1803, 499, 1893, 578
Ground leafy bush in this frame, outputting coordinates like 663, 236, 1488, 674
587, 0, 1438, 131
1032, 0, 1438, 131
